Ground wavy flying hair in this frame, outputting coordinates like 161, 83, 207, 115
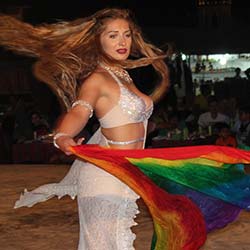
0, 8, 170, 111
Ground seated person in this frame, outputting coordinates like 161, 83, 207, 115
198, 96, 230, 131
158, 111, 186, 140
185, 103, 201, 134
194, 83, 212, 112
30, 111, 50, 139
234, 67, 242, 79
215, 123, 237, 148
232, 105, 250, 147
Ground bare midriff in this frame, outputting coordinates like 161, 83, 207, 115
101, 122, 145, 149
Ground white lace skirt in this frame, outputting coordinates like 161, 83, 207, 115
77, 161, 139, 250
14, 127, 141, 250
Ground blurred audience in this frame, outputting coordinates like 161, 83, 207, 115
150, 105, 169, 131
185, 103, 201, 134
234, 67, 242, 79
30, 111, 51, 139
198, 96, 230, 130
157, 111, 186, 140
194, 84, 212, 112
215, 122, 237, 147
245, 67, 250, 80
232, 105, 250, 147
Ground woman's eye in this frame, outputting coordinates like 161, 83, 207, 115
109, 34, 117, 39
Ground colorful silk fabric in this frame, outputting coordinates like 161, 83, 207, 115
71, 144, 250, 250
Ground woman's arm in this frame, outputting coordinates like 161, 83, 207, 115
54, 75, 102, 155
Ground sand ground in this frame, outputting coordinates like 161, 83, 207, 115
0, 164, 250, 250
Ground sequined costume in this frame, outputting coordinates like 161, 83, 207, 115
13, 66, 250, 250
15, 66, 153, 250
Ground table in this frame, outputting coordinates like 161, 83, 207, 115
151, 136, 217, 148
12, 141, 74, 164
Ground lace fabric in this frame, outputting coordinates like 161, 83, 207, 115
14, 123, 147, 250
77, 161, 139, 250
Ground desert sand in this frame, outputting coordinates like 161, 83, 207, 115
0, 164, 250, 250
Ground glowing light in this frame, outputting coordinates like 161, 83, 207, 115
181, 53, 186, 61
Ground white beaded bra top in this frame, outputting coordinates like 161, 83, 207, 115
99, 63, 153, 129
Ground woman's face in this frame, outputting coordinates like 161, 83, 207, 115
100, 18, 132, 61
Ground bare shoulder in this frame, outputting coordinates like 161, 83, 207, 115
79, 70, 111, 91
77, 70, 114, 102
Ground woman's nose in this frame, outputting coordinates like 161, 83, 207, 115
119, 36, 126, 46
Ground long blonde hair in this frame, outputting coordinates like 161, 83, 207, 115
0, 8, 170, 111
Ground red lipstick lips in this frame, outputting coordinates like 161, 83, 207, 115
117, 49, 127, 54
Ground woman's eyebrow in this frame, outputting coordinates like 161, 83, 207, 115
106, 29, 131, 34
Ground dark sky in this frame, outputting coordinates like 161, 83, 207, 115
1, 0, 250, 53
1, 0, 249, 27
1, 0, 196, 26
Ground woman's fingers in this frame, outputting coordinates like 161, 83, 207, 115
56, 137, 84, 155
77, 137, 85, 145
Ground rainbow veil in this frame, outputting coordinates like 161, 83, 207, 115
71, 144, 250, 250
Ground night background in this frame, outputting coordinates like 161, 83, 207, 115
1, 0, 250, 162
1, 3, 250, 250
0, 3, 250, 250
1, 0, 250, 52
